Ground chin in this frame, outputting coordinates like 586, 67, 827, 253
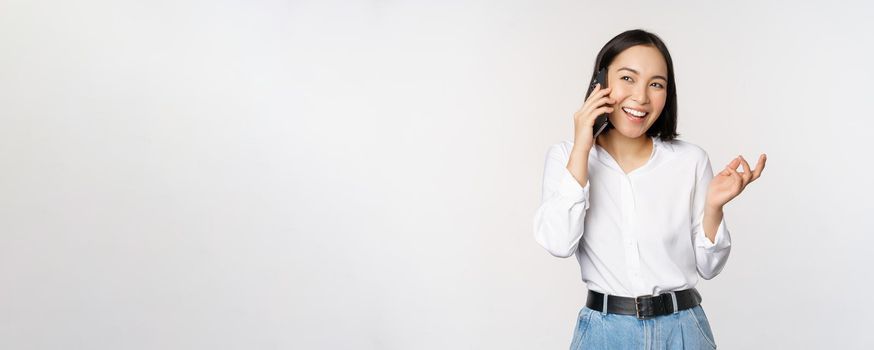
615, 130, 647, 139
609, 124, 649, 139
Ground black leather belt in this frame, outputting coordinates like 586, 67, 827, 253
586, 288, 702, 319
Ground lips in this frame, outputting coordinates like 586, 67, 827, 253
622, 107, 648, 118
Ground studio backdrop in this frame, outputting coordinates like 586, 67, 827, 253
1, 0, 872, 349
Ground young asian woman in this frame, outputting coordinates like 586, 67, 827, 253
533, 29, 767, 349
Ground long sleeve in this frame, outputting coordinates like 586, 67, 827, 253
691, 152, 732, 280
533, 144, 591, 258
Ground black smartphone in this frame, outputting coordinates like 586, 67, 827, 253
588, 67, 612, 138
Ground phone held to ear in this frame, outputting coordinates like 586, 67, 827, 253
589, 67, 611, 138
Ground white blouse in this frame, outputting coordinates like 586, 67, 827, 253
533, 136, 731, 298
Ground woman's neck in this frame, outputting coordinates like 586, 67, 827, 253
596, 132, 653, 162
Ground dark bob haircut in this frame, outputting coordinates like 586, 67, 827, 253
585, 29, 679, 141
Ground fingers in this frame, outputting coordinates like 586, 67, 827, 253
751, 154, 767, 180
583, 96, 615, 115
738, 155, 752, 186
725, 164, 743, 189
576, 85, 615, 124
718, 158, 736, 176
726, 157, 741, 170
727, 153, 767, 190
592, 106, 614, 117
586, 85, 612, 105
576, 86, 613, 116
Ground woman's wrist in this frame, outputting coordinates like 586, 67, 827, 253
570, 144, 591, 159
566, 147, 590, 188
704, 205, 724, 216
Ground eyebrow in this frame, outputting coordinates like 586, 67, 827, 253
617, 67, 668, 82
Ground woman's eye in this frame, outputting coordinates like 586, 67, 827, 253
621, 76, 633, 82
651, 82, 665, 89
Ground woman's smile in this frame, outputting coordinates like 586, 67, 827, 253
622, 106, 648, 123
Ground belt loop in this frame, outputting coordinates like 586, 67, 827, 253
668, 291, 678, 314
602, 294, 609, 315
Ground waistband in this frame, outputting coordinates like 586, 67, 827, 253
586, 288, 702, 319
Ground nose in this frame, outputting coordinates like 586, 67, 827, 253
631, 83, 649, 105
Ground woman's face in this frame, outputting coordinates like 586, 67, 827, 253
605, 45, 669, 139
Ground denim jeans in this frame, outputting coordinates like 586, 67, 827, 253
569, 304, 718, 349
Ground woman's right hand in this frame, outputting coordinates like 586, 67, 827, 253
572, 84, 614, 151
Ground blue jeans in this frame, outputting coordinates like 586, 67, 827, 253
569, 304, 718, 349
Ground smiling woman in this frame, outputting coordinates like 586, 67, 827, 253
533, 29, 767, 349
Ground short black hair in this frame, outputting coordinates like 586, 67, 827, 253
585, 29, 679, 141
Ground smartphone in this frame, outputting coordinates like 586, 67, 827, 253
588, 67, 612, 138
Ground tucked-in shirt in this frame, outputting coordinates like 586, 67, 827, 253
532, 136, 731, 297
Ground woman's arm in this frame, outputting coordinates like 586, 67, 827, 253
692, 153, 732, 280
533, 143, 591, 258
698, 152, 767, 267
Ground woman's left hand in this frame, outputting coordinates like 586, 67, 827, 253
706, 153, 767, 209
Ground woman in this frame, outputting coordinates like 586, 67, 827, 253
533, 29, 767, 349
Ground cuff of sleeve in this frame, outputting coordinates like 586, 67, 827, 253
558, 167, 589, 193
695, 217, 731, 251
557, 168, 590, 209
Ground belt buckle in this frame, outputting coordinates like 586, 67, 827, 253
635, 295, 650, 320
635, 296, 642, 319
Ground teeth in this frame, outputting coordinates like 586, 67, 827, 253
623, 107, 647, 117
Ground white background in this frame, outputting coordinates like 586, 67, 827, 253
2, 0, 872, 349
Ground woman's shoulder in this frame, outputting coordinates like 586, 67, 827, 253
659, 137, 710, 162
545, 139, 575, 157
539, 140, 574, 166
